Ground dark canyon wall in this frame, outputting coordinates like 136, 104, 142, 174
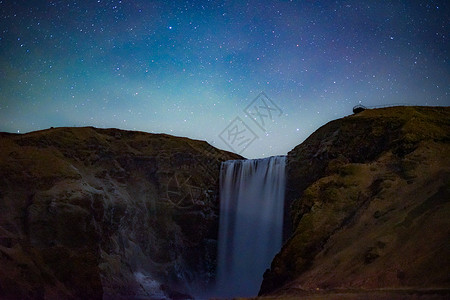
0, 127, 240, 299
1, 106, 449, 299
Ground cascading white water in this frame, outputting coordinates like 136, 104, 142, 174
215, 156, 286, 297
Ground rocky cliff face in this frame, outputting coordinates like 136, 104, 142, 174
260, 106, 450, 296
0, 127, 240, 299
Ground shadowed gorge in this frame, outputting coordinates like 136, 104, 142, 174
0, 106, 449, 299
1, 0, 449, 298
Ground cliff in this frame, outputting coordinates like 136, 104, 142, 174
0, 127, 240, 299
260, 106, 450, 297
2, 106, 449, 299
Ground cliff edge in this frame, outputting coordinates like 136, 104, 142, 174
260, 106, 450, 297
0, 127, 240, 299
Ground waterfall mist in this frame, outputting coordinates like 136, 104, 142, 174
215, 156, 286, 297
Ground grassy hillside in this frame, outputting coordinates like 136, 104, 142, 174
260, 106, 450, 298
0, 127, 241, 299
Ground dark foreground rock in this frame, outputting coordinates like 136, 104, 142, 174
0, 127, 240, 299
251, 288, 450, 300
260, 106, 450, 296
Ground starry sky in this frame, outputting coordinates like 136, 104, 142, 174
0, 0, 449, 158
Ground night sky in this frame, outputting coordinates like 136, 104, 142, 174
1, 1, 448, 158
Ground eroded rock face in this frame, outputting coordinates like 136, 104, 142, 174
0, 127, 240, 299
260, 106, 450, 295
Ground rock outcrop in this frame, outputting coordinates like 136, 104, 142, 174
0, 127, 240, 299
2, 107, 449, 299
260, 106, 450, 296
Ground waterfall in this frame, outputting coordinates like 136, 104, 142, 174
215, 156, 286, 297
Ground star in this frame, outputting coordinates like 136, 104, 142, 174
0, 0, 447, 158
